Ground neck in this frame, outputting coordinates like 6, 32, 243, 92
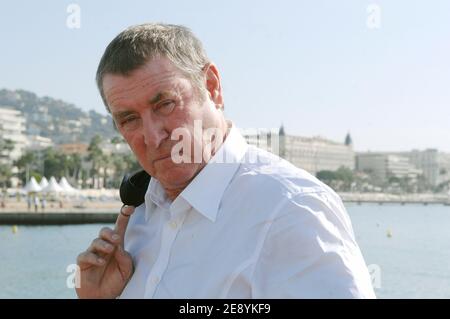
165, 186, 189, 201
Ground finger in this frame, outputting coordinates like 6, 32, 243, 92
114, 245, 134, 279
114, 205, 135, 246
99, 227, 120, 244
115, 245, 131, 265
88, 238, 115, 255
77, 251, 106, 268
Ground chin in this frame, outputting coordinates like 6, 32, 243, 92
159, 166, 198, 187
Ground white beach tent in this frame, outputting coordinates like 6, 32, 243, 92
23, 176, 42, 193
39, 177, 49, 189
58, 177, 78, 194
41, 176, 64, 194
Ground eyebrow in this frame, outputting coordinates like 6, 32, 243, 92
149, 91, 173, 105
112, 110, 135, 122
112, 91, 175, 121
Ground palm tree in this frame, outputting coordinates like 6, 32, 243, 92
15, 151, 39, 185
87, 135, 104, 188
68, 153, 82, 185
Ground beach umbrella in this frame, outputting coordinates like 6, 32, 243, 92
59, 177, 78, 194
39, 177, 49, 189
41, 176, 64, 193
23, 177, 42, 193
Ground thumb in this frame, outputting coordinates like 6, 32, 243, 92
114, 205, 135, 247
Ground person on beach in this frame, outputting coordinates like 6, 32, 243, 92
41, 197, 46, 212
76, 23, 375, 299
27, 196, 31, 211
33, 195, 39, 213
1, 189, 6, 209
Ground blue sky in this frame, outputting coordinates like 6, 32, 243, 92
1, 1, 449, 152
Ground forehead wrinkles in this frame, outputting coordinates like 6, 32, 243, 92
105, 70, 179, 106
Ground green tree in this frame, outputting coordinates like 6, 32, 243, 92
87, 135, 104, 188
0, 164, 12, 188
335, 166, 354, 183
67, 153, 83, 183
0, 138, 14, 158
316, 166, 354, 191
0, 138, 14, 187
15, 151, 40, 184
316, 170, 337, 182
41, 148, 70, 178
110, 136, 124, 144
101, 153, 112, 188
388, 176, 400, 184
109, 153, 142, 188
124, 153, 141, 172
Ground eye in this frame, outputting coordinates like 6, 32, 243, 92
119, 116, 140, 130
154, 100, 176, 115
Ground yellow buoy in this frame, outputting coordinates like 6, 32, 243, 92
12, 225, 18, 234
387, 229, 392, 238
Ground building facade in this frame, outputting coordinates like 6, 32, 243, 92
241, 126, 355, 175
58, 143, 89, 156
356, 152, 423, 185
0, 107, 28, 164
26, 135, 54, 151
437, 152, 450, 187
396, 149, 439, 187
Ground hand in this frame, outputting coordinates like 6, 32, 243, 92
75, 205, 135, 299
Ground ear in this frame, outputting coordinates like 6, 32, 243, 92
204, 63, 224, 110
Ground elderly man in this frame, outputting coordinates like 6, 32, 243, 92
76, 23, 375, 299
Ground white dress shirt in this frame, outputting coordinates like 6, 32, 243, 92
120, 125, 376, 299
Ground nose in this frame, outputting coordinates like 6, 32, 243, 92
141, 111, 169, 149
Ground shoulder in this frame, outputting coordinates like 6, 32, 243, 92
221, 146, 353, 236
233, 145, 340, 201
231, 145, 357, 243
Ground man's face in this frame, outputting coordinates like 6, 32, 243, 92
103, 57, 225, 193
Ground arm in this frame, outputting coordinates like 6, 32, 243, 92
76, 205, 135, 299
251, 191, 376, 299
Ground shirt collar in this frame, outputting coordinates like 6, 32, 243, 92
144, 122, 248, 222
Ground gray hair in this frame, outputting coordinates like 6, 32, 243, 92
96, 23, 210, 111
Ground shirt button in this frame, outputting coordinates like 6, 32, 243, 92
169, 220, 178, 229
